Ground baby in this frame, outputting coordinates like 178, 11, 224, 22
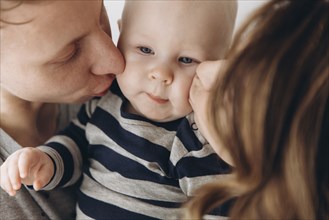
0, 1, 237, 219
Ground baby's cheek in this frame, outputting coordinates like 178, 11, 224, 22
175, 86, 191, 105
171, 100, 192, 119
168, 78, 192, 116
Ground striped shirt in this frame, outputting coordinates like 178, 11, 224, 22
40, 83, 231, 219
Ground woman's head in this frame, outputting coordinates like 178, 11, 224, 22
0, 0, 124, 103
188, 0, 328, 218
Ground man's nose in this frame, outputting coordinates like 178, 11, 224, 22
90, 32, 125, 76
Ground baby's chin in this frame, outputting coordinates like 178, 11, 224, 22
141, 111, 186, 123
144, 114, 179, 123
133, 102, 192, 122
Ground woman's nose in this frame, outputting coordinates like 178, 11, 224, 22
148, 66, 173, 85
196, 60, 226, 89
90, 32, 125, 76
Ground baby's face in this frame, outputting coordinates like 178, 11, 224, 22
117, 1, 231, 122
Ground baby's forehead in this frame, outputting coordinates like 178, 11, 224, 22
123, 1, 236, 31
123, 0, 236, 20
121, 1, 237, 57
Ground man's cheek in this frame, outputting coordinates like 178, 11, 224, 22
100, 5, 112, 37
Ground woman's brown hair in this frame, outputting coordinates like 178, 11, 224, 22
185, 0, 328, 219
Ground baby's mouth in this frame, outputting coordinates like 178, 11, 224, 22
147, 93, 168, 104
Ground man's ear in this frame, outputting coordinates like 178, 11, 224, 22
117, 19, 122, 32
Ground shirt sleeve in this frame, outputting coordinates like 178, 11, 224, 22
38, 98, 100, 190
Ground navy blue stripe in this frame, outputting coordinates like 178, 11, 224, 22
176, 118, 203, 151
57, 123, 88, 163
77, 189, 158, 220
176, 154, 231, 178
89, 144, 179, 187
109, 79, 123, 97
44, 142, 74, 187
75, 104, 89, 126
89, 108, 172, 174
75, 97, 101, 126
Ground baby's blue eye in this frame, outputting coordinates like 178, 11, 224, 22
179, 57, 193, 64
139, 47, 154, 54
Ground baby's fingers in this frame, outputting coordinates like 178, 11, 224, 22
0, 163, 17, 196
7, 157, 22, 191
17, 148, 43, 179
18, 148, 54, 190
32, 162, 54, 191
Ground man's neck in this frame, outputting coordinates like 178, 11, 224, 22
0, 87, 58, 147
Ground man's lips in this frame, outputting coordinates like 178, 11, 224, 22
147, 93, 168, 104
95, 75, 115, 96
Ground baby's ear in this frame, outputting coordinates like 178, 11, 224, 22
117, 19, 122, 32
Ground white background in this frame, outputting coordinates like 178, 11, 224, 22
104, 0, 268, 45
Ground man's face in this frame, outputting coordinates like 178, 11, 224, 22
1, 0, 124, 103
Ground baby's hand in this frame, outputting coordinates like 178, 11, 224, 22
0, 147, 54, 196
